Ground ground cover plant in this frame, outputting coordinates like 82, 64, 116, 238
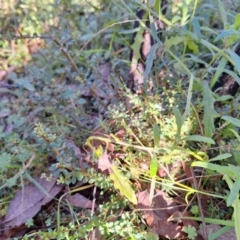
0, 0, 240, 239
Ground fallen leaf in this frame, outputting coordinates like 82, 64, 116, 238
66, 193, 97, 209
4, 174, 63, 228
137, 189, 186, 239
169, 211, 203, 240
98, 151, 112, 172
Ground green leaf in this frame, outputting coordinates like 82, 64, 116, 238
232, 197, 240, 239
16, 78, 35, 91
165, 36, 184, 49
182, 225, 197, 240
191, 162, 233, 176
144, 43, 160, 85
226, 49, 240, 75
214, 30, 240, 42
149, 15, 161, 43
209, 153, 232, 162
233, 14, 240, 30
227, 176, 240, 206
223, 175, 240, 239
130, 11, 148, 68
173, 106, 182, 136
149, 154, 158, 177
187, 36, 199, 54
223, 69, 240, 85
222, 116, 240, 127
202, 81, 219, 137
211, 58, 227, 88
110, 165, 137, 204
182, 74, 193, 124
183, 135, 215, 144
192, 17, 202, 38
0, 152, 12, 170
217, 0, 228, 29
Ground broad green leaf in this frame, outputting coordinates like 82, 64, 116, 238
209, 153, 232, 162
149, 154, 158, 177
183, 135, 215, 144
202, 81, 219, 137
110, 165, 137, 204
222, 116, 240, 127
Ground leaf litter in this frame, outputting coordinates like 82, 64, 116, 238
137, 189, 202, 239
3, 174, 64, 229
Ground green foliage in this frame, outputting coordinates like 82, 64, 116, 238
1, 0, 240, 239
182, 225, 197, 240
190, 205, 199, 217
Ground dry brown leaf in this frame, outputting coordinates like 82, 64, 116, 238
169, 211, 203, 240
66, 193, 97, 209
181, 160, 194, 184
137, 189, 186, 239
4, 174, 63, 228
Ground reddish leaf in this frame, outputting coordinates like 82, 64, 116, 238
169, 211, 203, 240
98, 151, 112, 172
66, 193, 97, 209
137, 189, 186, 239
4, 175, 63, 228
